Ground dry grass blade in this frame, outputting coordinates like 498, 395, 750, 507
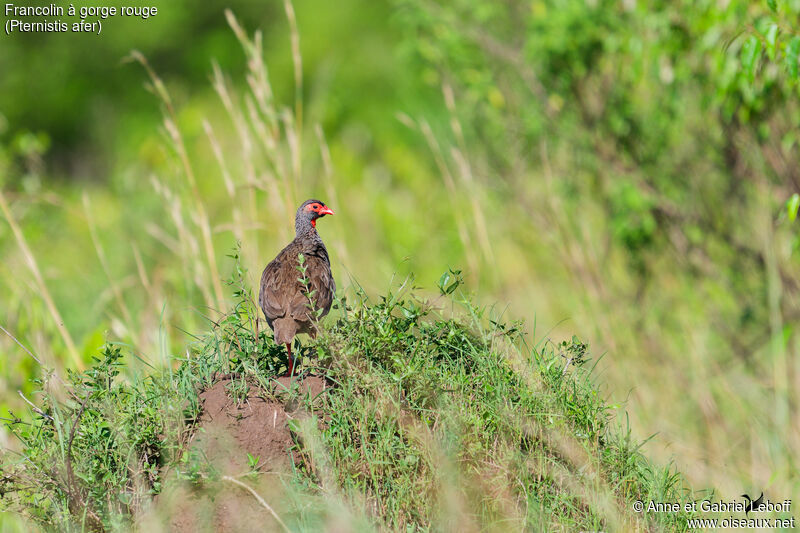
131, 244, 153, 296
223, 9, 299, 232
283, 0, 303, 140
83, 192, 139, 346
418, 119, 479, 277
441, 84, 494, 265
315, 124, 350, 265
17, 390, 53, 420
0, 188, 83, 369
221, 475, 291, 533
129, 50, 226, 312
0, 322, 44, 367
203, 119, 246, 247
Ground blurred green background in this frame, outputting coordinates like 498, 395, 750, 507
1, 0, 799, 520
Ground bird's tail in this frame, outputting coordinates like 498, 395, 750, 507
272, 318, 298, 345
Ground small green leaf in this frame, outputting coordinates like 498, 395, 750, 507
437, 268, 463, 295
437, 271, 452, 295
286, 419, 301, 433
741, 35, 761, 82
785, 36, 800, 79
765, 23, 779, 60
767, 0, 777, 12
787, 193, 799, 221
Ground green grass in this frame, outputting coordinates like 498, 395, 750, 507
3, 5, 799, 508
0, 262, 696, 531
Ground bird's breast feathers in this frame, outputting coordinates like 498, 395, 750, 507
259, 243, 334, 324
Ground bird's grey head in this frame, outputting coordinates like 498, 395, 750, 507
295, 199, 334, 235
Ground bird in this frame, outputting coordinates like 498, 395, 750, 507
742, 492, 764, 516
259, 199, 336, 376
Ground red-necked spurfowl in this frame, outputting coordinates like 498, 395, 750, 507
259, 199, 336, 376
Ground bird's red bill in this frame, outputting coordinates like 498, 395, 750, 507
319, 206, 335, 215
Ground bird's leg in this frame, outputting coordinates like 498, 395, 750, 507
285, 343, 294, 376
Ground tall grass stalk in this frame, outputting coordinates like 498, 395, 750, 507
415, 118, 479, 277
83, 192, 140, 347
0, 189, 83, 369
129, 50, 226, 312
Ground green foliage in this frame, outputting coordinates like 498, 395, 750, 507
224, 375, 250, 407
2, 0, 799, 525
292, 285, 694, 531
786, 36, 800, 78
0, 277, 695, 531
436, 268, 463, 295
1, 344, 191, 530
741, 35, 762, 83
393, 1, 800, 500
0, 0, 277, 162
0, 258, 287, 529
787, 193, 800, 221
246, 452, 261, 478
297, 252, 324, 320
731, 1, 800, 84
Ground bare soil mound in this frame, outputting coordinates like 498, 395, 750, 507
149, 374, 328, 532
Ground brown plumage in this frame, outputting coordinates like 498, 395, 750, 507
259, 199, 336, 375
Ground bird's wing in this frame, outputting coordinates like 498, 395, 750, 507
284, 254, 334, 320
307, 254, 335, 317
259, 258, 290, 322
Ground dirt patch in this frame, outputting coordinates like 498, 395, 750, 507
149, 374, 328, 532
